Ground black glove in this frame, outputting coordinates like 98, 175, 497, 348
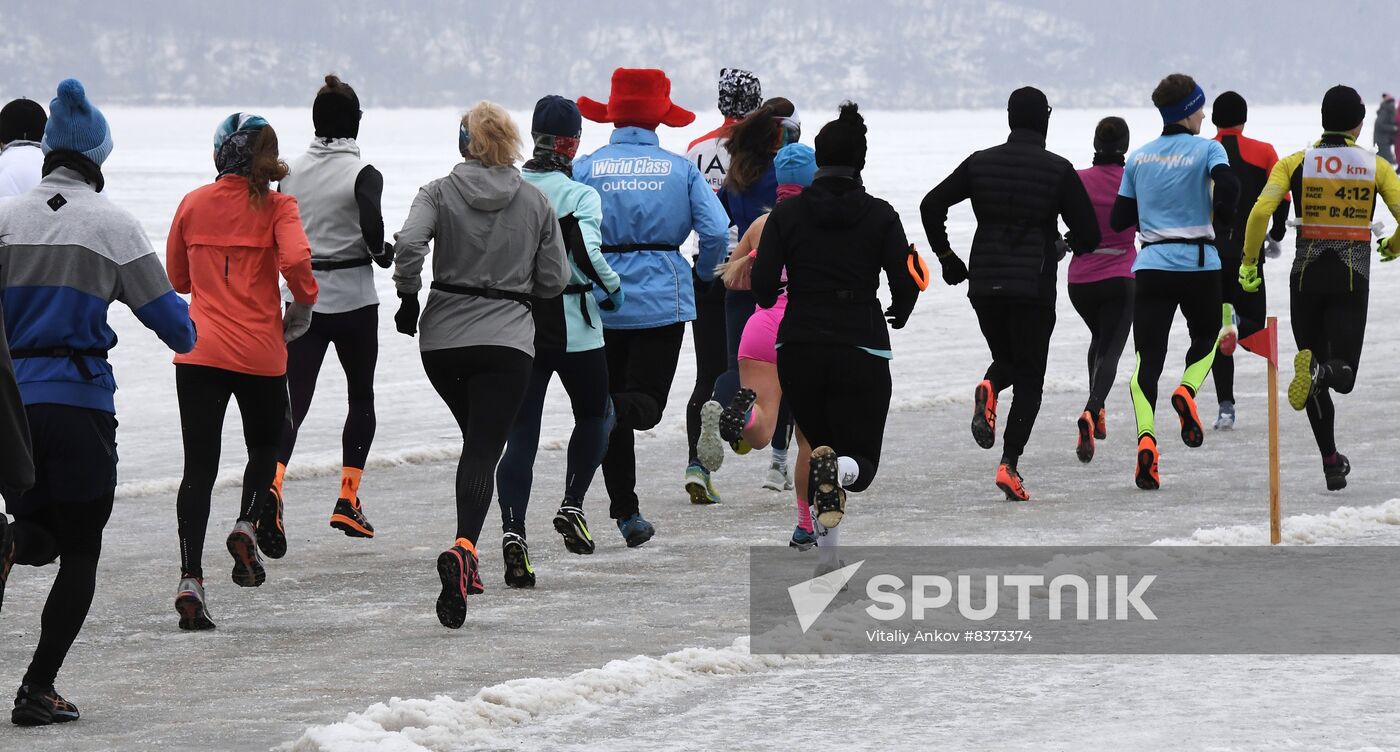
884, 305, 909, 329
394, 293, 420, 337
370, 241, 395, 269
1054, 238, 1070, 260
939, 254, 969, 285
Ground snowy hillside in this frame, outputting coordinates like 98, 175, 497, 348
1, 0, 1396, 109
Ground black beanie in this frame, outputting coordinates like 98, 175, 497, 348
814, 102, 867, 170
1212, 91, 1247, 128
0, 98, 47, 143
1093, 116, 1130, 155
1007, 86, 1050, 136
1321, 85, 1366, 132
313, 75, 362, 139
532, 95, 582, 137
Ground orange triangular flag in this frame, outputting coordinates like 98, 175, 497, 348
1239, 319, 1278, 367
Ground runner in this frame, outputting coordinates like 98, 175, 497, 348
921, 87, 1100, 498
574, 68, 728, 546
683, 68, 761, 505
753, 103, 921, 556
0, 79, 195, 722
708, 142, 818, 547
1208, 91, 1291, 430
495, 95, 621, 587
0, 98, 46, 197
1110, 73, 1240, 490
275, 74, 393, 539
1239, 84, 1400, 490
1067, 116, 1136, 463
391, 101, 567, 627
1374, 93, 1396, 165
167, 112, 317, 627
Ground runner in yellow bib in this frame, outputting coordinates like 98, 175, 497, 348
1240, 85, 1400, 490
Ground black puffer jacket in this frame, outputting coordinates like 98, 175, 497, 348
921, 129, 1100, 304
0, 304, 34, 503
753, 176, 919, 352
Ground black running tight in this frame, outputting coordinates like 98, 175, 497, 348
422, 345, 533, 545
278, 304, 378, 469
8, 404, 116, 689
972, 298, 1056, 465
1213, 255, 1268, 405
686, 271, 728, 466
175, 364, 288, 579
1129, 270, 1221, 438
776, 343, 891, 493
1291, 283, 1367, 457
1068, 278, 1134, 415
603, 323, 685, 519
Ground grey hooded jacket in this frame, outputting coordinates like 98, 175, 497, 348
393, 160, 569, 355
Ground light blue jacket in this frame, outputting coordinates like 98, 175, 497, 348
523, 168, 618, 352
574, 127, 729, 329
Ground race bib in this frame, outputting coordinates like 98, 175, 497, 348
1300, 146, 1375, 241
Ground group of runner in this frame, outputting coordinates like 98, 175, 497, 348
0, 68, 1398, 724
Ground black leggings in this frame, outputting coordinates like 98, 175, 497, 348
776, 343, 891, 492
496, 347, 613, 535
1068, 278, 1135, 415
1213, 255, 1268, 405
972, 298, 1056, 464
9, 404, 115, 689
1129, 270, 1222, 438
422, 345, 532, 545
686, 272, 728, 466
175, 364, 288, 579
278, 304, 378, 469
1291, 282, 1367, 457
603, 323, 686, 519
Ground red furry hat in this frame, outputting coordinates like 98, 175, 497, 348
577, 68, 696, 130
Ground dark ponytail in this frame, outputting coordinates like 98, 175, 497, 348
247, 126, 289, 205
724, 96, 796, 192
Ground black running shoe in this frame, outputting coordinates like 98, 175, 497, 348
435, 542, 478, 629
809, 446, 847, 529
553, 502, 596, 555
502, 532, 535, 589
1324, 453, 1351, 491
12, 685, 79, 726
330, 497, 375, 539
226, 521, 266, 588
255, 486, 287, 559
0, 515, 14, 615
720, 387, 757, 443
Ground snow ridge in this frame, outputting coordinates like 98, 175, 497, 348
1150, 498, 1400, 546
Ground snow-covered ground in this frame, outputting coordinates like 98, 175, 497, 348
3, 105, 1399, 751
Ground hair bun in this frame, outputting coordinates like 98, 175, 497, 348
324, 74, 343, 89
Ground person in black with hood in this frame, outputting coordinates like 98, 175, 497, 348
920, 86, 1100, 501
753, 102, 920, 556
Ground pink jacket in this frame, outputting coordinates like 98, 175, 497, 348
1067, 163, 1137, 284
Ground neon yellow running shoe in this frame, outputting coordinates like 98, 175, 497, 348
1288, 350, 1316, 411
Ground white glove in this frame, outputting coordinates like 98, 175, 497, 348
283, 302, 314, 343
1264, 238, 1283, 259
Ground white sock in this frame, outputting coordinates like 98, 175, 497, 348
770, 445, 789, 467
815, 519, 841, 549
837, 456, 859, 487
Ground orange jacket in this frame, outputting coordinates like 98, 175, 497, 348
167, 175, 317, 376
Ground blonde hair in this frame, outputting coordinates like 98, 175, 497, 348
462, 101, 523, 167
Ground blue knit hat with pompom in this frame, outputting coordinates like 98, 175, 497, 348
41, 79, 113, 165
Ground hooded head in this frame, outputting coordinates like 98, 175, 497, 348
718, 68, 762, 120
814, 102, 867, 171
313, 74, 362, 140
1212, 91, 1247, 129
0, 98, 46, 145
1322, 85, 1366, 133
1007, 86, 1050, 136
577, 68, 695, 130
42, 79, 112, 165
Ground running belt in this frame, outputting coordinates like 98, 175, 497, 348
9, 347, 108, 379
600, 243, 681, 253
311, 257, 373, 271
1139, 236, 1214, 267
563, 282, 597, 326
787, 289, 877, 303
430, 281, 533, 309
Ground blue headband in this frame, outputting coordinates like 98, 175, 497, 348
1158, 84, 1206, 124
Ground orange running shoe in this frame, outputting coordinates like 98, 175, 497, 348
330, 497, 376, 538
995, 463, 1030, 501
1170, 385, 1204, 448
1075, 411, 1095, 463
1094, 408, 1107, 440
1135, 434, 1160, 490
972, 380, 997, 449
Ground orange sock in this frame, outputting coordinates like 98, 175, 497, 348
454, 537, 477, 556
273, 463, 287, 495
340, 467, 363, 503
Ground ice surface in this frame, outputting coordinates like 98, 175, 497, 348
2, 105, 1398, 751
